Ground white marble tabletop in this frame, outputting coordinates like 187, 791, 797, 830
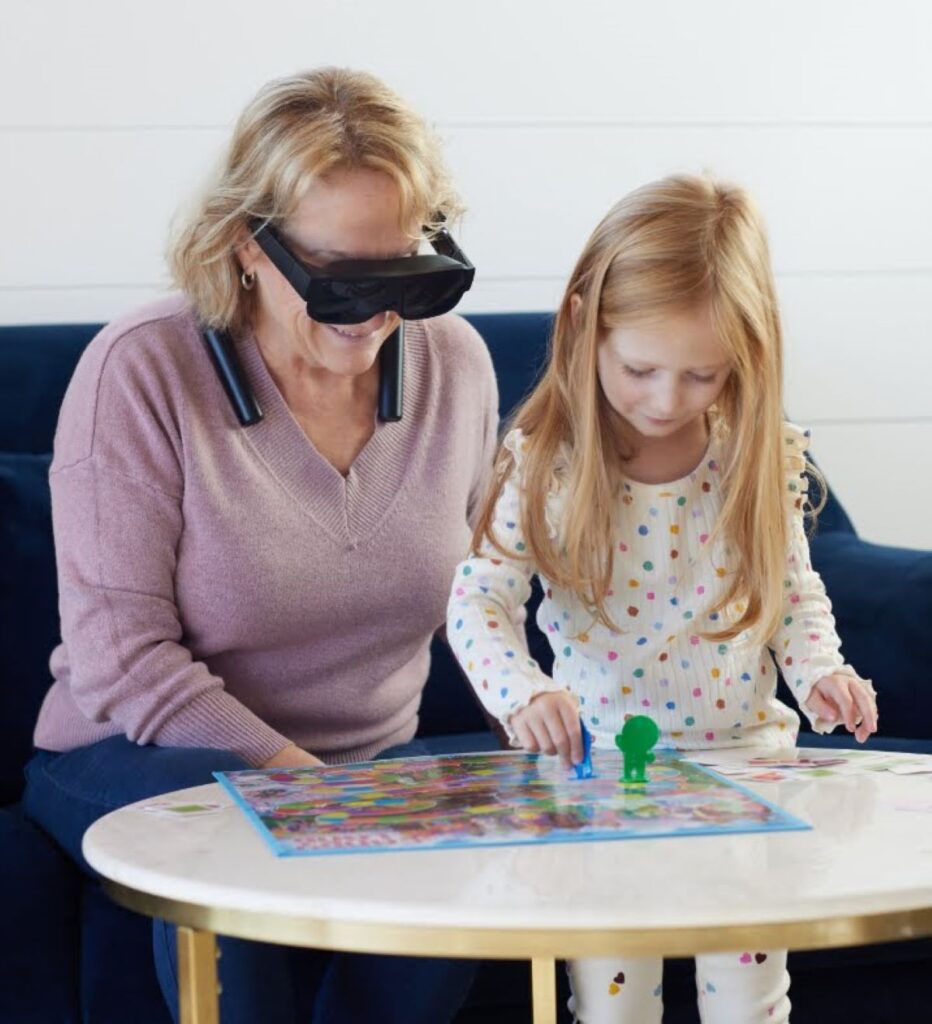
82, 747, 932, 956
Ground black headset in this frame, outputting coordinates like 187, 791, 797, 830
202, 218, 473, 426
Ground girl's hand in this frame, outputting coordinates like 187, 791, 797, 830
510, 691, 583, 768
805, 673, 878, 743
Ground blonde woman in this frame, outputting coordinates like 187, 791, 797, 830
447, 174, 877, 1023
24, 68, 495, 1023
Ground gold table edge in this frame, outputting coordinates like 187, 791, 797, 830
102, 879, 932, 958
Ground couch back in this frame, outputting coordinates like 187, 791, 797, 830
0, 316, 558, 453
0, 312, 871, 805
0, 314, 556, 802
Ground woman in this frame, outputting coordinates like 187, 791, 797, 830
24, 67, 497, 1023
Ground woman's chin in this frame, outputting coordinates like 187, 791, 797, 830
324, 349, 381, 379
310, 325, 387, 376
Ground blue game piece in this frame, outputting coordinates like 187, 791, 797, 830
574, 719, 594, 779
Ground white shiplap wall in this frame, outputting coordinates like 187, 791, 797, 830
1, 0, 930, 547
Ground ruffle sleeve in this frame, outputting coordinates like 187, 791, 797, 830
772, 422, 877, 733
500, 428, 568, 542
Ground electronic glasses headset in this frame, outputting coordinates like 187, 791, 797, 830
251, 217, 474, 325
202, 217, 474, 426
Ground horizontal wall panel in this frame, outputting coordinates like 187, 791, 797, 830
2, 2, 931, 127
0, 280, 560, 325
779, 273, 932, 423
4, 125, 931, 290
1, 130, 226, 286
447, 125, 932, 279
0, 287, 167, 326
458, 279, 563, 316
805, 421, 931, 549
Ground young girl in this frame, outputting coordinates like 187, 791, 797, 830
447, 174, 878, 1024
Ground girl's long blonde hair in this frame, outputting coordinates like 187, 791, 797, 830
168, 67, 462, 332
473, 173, 821, 644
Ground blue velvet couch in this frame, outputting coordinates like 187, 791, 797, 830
1, 313, 930, 1023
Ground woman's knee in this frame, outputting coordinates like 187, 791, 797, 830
22, 739, 249, 873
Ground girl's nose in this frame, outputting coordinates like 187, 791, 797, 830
653, 382, 681, 416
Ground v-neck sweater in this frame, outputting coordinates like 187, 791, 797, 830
34, 295, 498, 766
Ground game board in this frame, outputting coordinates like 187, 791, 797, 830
215, 750, 809, 857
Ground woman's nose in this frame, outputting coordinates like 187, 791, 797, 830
359, 310, 390, 332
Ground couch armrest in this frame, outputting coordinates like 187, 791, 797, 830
804, 532, 932, 740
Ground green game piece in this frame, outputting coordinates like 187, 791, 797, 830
615, 715, 660, 783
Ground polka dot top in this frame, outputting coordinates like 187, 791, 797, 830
447, 422, 855, 752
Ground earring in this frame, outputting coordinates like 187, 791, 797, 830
241, 269, 256, 290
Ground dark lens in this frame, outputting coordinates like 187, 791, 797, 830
399, 271, 468, 319
329, 279, 386, 301
306, 269, 469, 323
307, 277, 392, 324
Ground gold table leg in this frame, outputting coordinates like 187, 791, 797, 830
531, 957, 557, 1024
177, 926, 220, 1024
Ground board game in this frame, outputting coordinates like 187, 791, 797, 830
215, 750, 809, 857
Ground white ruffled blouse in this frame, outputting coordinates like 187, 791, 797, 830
447, 423, 863, 752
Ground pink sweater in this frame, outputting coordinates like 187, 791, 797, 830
34, 296, 498, 766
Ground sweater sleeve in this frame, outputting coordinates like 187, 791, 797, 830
50, 335, 292, 767
447, 430, 570, 742
767, 423, 875, 734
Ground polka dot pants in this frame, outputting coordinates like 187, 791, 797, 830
567, 950, 790, 1023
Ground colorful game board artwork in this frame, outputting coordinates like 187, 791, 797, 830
215, 750, 810, 858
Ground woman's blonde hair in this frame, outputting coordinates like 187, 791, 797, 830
168, 67, 462, 331
473, 173, 822, 644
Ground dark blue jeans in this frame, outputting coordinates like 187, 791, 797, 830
23, 736, 477, 1024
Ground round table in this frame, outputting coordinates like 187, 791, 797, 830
82, 749, 932, 1023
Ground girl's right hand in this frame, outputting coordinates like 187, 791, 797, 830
510, 691, 584, 769
261, 744, 325, 769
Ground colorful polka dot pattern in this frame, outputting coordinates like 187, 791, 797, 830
446, 424, 846, 750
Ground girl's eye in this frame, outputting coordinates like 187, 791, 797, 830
689, 373, 717, 384
622, 366, 653, 378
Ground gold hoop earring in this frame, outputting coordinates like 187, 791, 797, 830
241, 270, 256, 291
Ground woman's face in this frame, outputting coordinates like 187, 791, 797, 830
246, 166, 418, 379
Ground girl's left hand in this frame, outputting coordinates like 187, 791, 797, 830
804, 673, 878, 743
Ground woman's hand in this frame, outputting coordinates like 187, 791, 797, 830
510, 691, 583, 768
261, 744, 325, 769
805, 673, 878, 743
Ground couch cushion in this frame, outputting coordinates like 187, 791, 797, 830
0, 453, 58, 804
419, 636, 490, 739
807, 532, 932, 741
421, 730, 501, 756
464, 312, 553, 423
808, 468, 856, 536
80, 882, 173, 1024
0, 323, 100, 453
0, 804, 79, 1022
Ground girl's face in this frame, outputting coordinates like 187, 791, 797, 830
596, 302, 732, 440
244, 166, 418, 379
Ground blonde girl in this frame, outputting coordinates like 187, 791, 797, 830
447, 174, 877, 1024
